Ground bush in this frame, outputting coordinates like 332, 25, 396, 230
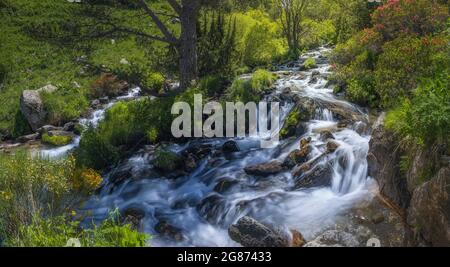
75, 97, 174, 170
142, 72, 165, 94
304, 58, 317, 70
198, 75, 228, 97
41, 133, 73, 146
386, 71, 450, 146
90, 73, 129, 98
41, 87, 89, 126
7, 211, 148, 247
0, 152, 76, 238
226, 69, 276, 103
374, 36, 447, 107
72, 168, 103, 194
371, 0, 448, 41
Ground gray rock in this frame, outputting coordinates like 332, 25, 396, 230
222, 140, 239, 153
305, 230, 360, 247
228, 216, 291, 247
16, 133, 39, 143
367, 121, 410, 209
407, 167, 450, 246
244, 160, 285, 177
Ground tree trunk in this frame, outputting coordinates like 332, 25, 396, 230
179, 0, 200, 90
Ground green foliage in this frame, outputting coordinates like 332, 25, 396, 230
0, 152, 76, 238
304, 58, 317, 70
142, 72, 165, 94
75, 127, 120, 170
280, 108, 300, 139
234, 10, 287, 67
374, 36, 447, 107
198, 75, 228, 97
386, 71, 450, 146
7, 211, 148, 247
41, 133, 73, 147
152, 150, 183, 172
75, 97, 174, 170
226, 69, 276, 103
11, 111, 32, 139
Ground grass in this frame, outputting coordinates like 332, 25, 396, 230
41, 133, 73, 147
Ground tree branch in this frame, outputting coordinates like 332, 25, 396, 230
138, 0, 178, 44
167, 0, 182, 15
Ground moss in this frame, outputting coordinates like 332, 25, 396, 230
152, 150, 183, 172
304, 58, 317, 69
280, 108, 300, 139
41, 133, 73, 147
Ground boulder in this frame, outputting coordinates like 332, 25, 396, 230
291, 230, 306, 247
196, 194, 228, 224
407, 167, 450, 246
20, 85, 55, 131
214, 177, 239, 194
326, 140, 340, 153
121, 206, 145, 230
320, 130, 335, 141
222, 141, 239, 153
37, 125, 63, 134
293, 162, 333, 189
244, 160, 285, 177
16, 133, 39, 143
152, 150, 184, 174
367, 121, 410, 209
228, 216, 291, 247
155, 220, 184, 242
304, 230, 359, 247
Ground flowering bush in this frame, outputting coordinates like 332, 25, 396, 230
371, 0, 448, 41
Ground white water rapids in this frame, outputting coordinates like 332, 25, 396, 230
40, 47, 376, 246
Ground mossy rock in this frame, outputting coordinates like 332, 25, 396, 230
41, 132, 73, 146
152, 150, 184, 172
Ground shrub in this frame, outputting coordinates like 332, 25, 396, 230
226, 69, 276, 103
41, 133, 73, 147
250, 69, 276, 92
142, 72, 165, 94
304, 58, 317, 70
374, 36, 447, 107
90, 73, 129, 98
75, 127, 120, 170
198, 75, 228, 97
0, 152, 76, 238
371, 0, 448, 41
72, 168, 103, 194
75, 98, 174, 170
7, 211, 148, 247
386, 71, 450, 146
41, 87, 89, 126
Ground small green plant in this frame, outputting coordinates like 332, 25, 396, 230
41, 133, 73, 146
250, 69, 276, 92
142, 72, 165, 93
226, 69, 276, 103
7, 211, 149, 247
304, 58, 317, 69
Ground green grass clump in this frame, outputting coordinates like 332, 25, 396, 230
152, 150, 183, 172
227, 69, 276, 103
41, 133, 73, 147
304, 58, 317, 69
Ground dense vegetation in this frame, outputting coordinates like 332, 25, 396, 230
0, 0, 448, 246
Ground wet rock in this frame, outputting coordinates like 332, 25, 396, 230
46, 130, 74, 138
90, 99, 101, 108
196, 194, 228, 224
291, 230, 306, 247
37, 125, 63, 134
109, 167, 133, 186
244, 160, 285, 177
184, 153, 198, 172
311, 70, 321, 77
214, 177, 239, 194
155, 220, 184, 242
293, 162, 333, 189
99, 96, 109, 104
121, 206, 145, 230
326, 140, 340, 153
20, 84, 58, 131
152, 150, 184, 174
222, 141, 239, 153
183, 143, 212, 159
228, 216, 290, 247
367, 120, 410, 209
319, 130, 335, 141
283, 141, 311, 169
305, 230, 360, 247
353, 121, 368, 135
16, 133, 39, 143
371, 212, 385, 224
407, 167, 450, 246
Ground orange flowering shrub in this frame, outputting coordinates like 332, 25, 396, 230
72, 168, 103, 193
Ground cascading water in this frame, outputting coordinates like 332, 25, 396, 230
80, 47, 375, 246
35, 87, 142, 159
